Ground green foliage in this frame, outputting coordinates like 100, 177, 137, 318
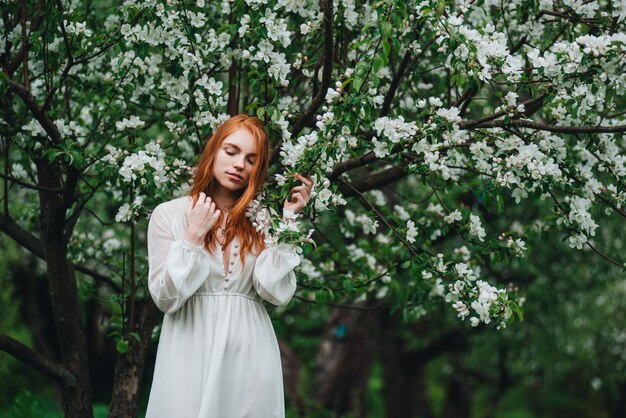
0, 390, 110, 418
0, 0, 625, 415
0, 239, 45, 406
0, 390, 62, 418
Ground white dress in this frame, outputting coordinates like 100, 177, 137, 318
145, 196, 301, 418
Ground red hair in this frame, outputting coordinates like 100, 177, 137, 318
190, 114, 269, 264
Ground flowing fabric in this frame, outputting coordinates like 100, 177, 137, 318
145, 197, 300, 418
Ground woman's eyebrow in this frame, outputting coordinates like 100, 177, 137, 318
223, 142, 257, 157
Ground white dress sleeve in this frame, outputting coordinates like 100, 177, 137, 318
147, 204, 211, 314
252, 243, 301, 306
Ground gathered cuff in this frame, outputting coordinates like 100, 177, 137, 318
180, 239, 205, 252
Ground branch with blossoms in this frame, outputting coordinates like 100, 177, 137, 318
2, 0, 624, 344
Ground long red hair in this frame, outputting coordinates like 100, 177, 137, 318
190, 114, 269, 264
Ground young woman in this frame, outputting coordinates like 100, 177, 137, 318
145, 114, 312, 417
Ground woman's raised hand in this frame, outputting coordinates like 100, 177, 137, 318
283, 173, 313, 214
184, 193, 221, 246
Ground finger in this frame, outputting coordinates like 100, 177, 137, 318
296, 173, 313, 187
292, 192, 303, 203
295, 186, 308, 197
294, 173, 306, 185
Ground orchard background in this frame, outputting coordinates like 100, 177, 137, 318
0, 0, 625, 417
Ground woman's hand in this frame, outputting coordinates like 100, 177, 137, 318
283, 173, 313, 214
184, 193, 221, 245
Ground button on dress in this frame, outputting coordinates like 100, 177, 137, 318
145, 197, 301, 418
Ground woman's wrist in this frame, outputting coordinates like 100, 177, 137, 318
184, 231, 205, 246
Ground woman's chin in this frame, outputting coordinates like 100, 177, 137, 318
220, 183, 247, 194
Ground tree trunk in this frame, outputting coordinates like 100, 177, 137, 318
279, 339, 305, 416
12, 259, 60, 366
441, 355, 470, 418
43, 241, 93, 417
609, 381, 626, 418
86, 294, 116, 401
108, 301, 161, 418
381, 315, 433, 418
313, 302, 384, 417
38, 162, 93, 417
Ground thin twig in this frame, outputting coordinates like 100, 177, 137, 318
293, 294, 388, 310
548, 190, 623, 269
0, 172, 63, 193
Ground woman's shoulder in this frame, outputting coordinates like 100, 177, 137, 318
151, 196, 190, 221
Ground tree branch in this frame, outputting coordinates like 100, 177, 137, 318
380, 48, 413, 117
462, 118, 626, 134
329, 141, 409, 181
460, 93, 546, 129
20, 0, 30, 90
3, 0, 43, 77
547, 190, 624, 269
293, 295, 389, 310
0, 171, 63, 193
339, 178, 423, 258
271, 0, 334, 164
0, 334, 76, 387
4, 78, 63, 144
339, 166, 408, 195
0, 214, 123, 292
0, 214, 45, 259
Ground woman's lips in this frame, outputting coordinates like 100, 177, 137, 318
227, 173, 243, 181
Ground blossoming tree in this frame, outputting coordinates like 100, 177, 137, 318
0, 0, 624, 416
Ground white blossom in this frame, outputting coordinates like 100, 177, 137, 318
468, 214, 486, 241
406, 220, 418, 243
444, 210, 462, 224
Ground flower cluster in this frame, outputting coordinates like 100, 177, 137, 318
423, 252, 516, 328
244, 195, 314, 251
108, 142, 186, 189
556, 196, 600, 249
280, 132, 318, 168
115, 116, 145, 131
499, 233, 528, 257
371, 116, 419, 158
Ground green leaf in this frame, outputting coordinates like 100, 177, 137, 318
381, 22, 392, 37
315, 290, 327, 305
392, 13, 402, 29
373, 55, 384, 73
116, 339, 129, 354
512, 301, 524, 322
382, 38, 391, 57
496, 193, 504, 214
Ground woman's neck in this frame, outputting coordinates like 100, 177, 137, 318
211, 187, 240, 213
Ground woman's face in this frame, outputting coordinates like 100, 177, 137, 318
212, 127, 258, 195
